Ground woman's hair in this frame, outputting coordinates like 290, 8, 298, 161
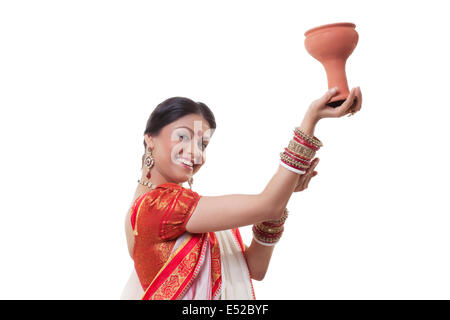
142, 96, 216, 167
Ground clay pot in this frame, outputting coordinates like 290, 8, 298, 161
304, 22, 358, 107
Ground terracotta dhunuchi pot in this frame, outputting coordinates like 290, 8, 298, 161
304, 22, 358, 107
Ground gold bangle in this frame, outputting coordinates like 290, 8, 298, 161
289, 138, 316, 153
255, 223, 284, 234
287, 140, 316, 159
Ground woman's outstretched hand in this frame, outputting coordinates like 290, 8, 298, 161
293, 86, 362, 192
307, 86, 362, 121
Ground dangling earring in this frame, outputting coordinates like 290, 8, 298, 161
188, 175, 194, 190
144, 147, 155, 179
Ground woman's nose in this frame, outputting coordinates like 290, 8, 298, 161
190, 143, 203, 165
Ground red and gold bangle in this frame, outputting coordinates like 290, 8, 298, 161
284, 147, 311, 162
253, 225, 283, 244
254, 223, 284, 235
281, 127, 322, 176
252, 208, 288, 246
253, 231, 283, 244
281, 153, 310, 169
280, 158, 309, 174
293, 131, 320, 151
283, 148, 312, 165
280, 152, 311, 170
287, 140, 316, 159
293, 126, 323, 148
280, 158, 307, 174
253, 227, 283, 240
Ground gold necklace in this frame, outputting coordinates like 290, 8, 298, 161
137, 179, 156, 189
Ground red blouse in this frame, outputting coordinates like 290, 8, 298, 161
130, 182, 201, 290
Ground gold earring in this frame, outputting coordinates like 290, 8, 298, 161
144, 148, 155, 179
347, 109, 356, 117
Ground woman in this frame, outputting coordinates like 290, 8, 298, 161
121, 86, 363, 300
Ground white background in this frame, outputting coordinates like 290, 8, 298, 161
1, 0, 449, 299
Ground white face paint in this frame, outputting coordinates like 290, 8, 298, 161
169, 120, 214, 171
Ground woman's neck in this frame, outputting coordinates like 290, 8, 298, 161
140, 167, 183, 188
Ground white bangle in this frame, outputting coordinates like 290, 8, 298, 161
252, 234, 279, 247
279, 159, 306, 175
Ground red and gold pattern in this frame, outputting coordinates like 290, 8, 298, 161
130, 182, 222, 300
143, 233, 206, 300
209, 232, 222, 298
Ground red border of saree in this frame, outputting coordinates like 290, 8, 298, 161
129, 188, 208, 300
140, 232, 222, 300
141, 233, 204, 300
209, 232, 222, 299
232, 228, 256, 299
130, 184, 224, 300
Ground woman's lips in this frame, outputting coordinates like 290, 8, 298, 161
176, 158, 194, 170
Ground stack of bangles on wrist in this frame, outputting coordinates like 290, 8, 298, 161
252, 208, 288, 246
279, 126, 323, 175
252, 128, 322, 246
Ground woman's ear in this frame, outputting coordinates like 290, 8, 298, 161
144, 134, 155, 150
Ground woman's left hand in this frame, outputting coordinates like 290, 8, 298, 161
293, 157, 319, 192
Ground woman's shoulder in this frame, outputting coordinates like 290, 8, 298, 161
129, 183, 185, 209
155, 182, 201, 196
144, 182, 201, 204
131, 182, 201, 240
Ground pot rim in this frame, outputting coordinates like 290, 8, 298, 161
304, 22, 356, 37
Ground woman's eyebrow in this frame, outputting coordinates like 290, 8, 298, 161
175, 126, 194, 135
176, 126, 210, 141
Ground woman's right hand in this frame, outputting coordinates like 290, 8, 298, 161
293, 157, 319, 192
307, 86, 362, 121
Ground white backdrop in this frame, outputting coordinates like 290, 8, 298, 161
1, 0, 449, 299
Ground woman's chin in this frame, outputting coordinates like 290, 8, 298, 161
169, 161, 201, 183
170, 165, 192, 181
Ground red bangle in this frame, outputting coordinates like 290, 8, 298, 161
283, 148, 311, 165
292, 131, 320, 151
280, 158, 307, 172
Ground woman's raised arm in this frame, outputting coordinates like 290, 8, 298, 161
186, 86, 362, 234
185, 164, 301, 234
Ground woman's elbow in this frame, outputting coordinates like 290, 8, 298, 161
251, 271, 267, 281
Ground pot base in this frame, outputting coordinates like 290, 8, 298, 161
326, 99, 345, 108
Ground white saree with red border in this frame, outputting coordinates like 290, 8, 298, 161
121, 182, 256, 300
121, 228, 255, 300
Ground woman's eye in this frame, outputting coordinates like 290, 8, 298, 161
179, 134, 189, 142
197, 141, 207, 149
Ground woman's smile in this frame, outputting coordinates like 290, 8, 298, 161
176, 157, 194, 170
